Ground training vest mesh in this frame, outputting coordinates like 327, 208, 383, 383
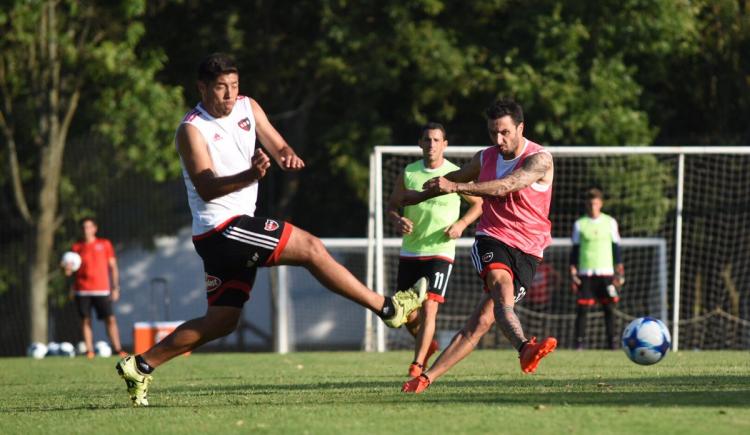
401, 159, 461, 259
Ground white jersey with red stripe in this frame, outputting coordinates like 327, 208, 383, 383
475, 139, 552, 258
178, 96, 258, 235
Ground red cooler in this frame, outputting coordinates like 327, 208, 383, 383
133, 321, 190, 355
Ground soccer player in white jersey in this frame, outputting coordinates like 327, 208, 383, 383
115, 53, 426, 406
402, 99, 558, 393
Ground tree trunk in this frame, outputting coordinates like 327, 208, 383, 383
28, 134, 66, 342
28, 217, 54, 343
27, 2, 79, 344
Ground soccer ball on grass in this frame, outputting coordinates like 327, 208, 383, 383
46, 341, 61, 356
76, 341, 88, 355
95, 340, 112, 357
27, 342, 48, 359
59, 341, 76, 358
621, 316, 671, 365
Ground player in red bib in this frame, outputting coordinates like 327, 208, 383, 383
65, 217, 126, 359
403, 99, 558, 393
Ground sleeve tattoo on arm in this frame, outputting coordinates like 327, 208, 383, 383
457, 151, 552, 197
503, 151, 552, 192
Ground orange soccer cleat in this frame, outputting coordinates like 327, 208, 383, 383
408, 361, 424, 377
519, 336, 557, 373
402, 374, 431, 394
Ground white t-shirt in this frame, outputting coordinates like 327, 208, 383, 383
178, 96, 258, 235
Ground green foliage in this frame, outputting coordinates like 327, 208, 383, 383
311, 0, 489, 185
2, 4, 181, 181
658, 0, 750, 143
589, 155, 674, 235
0, 0, 184, 308
92, 49, 184, 182
3, 0, 746, 241
0, 0, 184, 193
137, 0, 744, 236
2, 0, 745, 220
481, 2, 656, 146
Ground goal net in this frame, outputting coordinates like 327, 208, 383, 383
370, 146, 750, 351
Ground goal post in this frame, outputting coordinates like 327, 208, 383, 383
369, 145, 750, 352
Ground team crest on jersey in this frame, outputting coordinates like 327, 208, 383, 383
213, 133, 223, 142
205, 274, 222, 292
264, 219, 279, 231
481, 252, 494, 263
238, 117, 252, 131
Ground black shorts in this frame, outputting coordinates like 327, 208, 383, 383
397, 257, 454, 303
470, 236, 539, 303
577, 276, 620, 305
193, 215, 292, 308
75, 295, 113, 320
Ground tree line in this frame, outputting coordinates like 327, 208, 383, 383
1, 0, 748, 347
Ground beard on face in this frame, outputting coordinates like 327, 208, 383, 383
215, 100, 233, 116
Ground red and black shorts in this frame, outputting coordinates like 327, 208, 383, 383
576, 275, 620, 305
74, 295, 113, 319
470, 235, 539, 303
193, 215, 293, 308
396, 256, 454, 303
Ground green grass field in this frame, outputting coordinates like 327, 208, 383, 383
1, 350, 748, 434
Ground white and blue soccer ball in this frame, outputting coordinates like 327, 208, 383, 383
59, 341, 76, 358
46, 341, 61, 357
27, 342, 48, 359
622, 316, 671, 365
95, 340, 112, 357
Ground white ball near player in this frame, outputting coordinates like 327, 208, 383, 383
95, 340, 112, 357
59, 341, 76, 358
27, 342, 48, 359
76, 341, 88, 355
61, 251, 82, 272
622, 316, 671, 365
46, 341, 61, 356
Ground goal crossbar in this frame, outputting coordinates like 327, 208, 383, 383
375, 145, 750, 156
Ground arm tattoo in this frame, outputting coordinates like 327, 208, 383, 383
496, 305, 526, 350
523, 151, 553, 176
456, 151, 552, 197
494, 152, 552, 193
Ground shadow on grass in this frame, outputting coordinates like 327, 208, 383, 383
163, 374, 750, 407
2, 374, 748, 413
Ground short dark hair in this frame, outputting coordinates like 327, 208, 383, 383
79, 216, 97, 227
485, 98, 524, 126
198, 53, 239, 83
586, 188, 604, 201
420, 122, 447, 139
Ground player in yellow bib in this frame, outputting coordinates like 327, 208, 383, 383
569, 188, 625, 350
387, 123, 483, 377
